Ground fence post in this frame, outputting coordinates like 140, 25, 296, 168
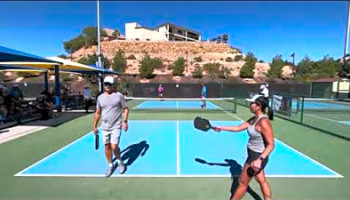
300, 96, 305, 123
309, 82, 313, 97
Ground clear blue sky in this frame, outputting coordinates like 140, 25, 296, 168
0, 1, 347, 64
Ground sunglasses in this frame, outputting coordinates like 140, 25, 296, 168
104, 83, 113, 87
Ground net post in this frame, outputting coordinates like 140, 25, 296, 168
234, 97, 237, 113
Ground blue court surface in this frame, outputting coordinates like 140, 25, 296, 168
15, 121, 342, 178
342, 121, 350, 126
292, 100, 349, 110
133, 100, 219, 109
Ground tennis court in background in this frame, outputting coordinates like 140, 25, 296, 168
1, 97, 349, 200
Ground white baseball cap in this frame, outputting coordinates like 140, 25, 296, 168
246, 94, 268, 108
103, 76, 114, 84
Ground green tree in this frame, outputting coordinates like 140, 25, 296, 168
315, 56, 339, 78
172, 57, 185, 76
139, 53, 155, 78
340, 60, 350, 78
82, 26, 107, 46
78, 54, 111, 68
240, 52, 256, 78
294, 56, 314, 81
296, 56, 314, 75
63, 34, 85, 53
112, 50, 127, 73
63, 26, 107, 53
267, 55, 284, 78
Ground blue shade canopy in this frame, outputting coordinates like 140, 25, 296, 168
0, 64, 47, 72
0, 45, 59, 63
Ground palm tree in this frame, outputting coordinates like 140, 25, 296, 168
112, 30, 120, 39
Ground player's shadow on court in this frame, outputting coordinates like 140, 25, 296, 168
195, 158, 262, 200
120, 140, 150, 166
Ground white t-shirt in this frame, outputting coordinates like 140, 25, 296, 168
260, 87, 269, 98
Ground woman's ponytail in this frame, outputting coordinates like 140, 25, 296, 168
268, 106, 274, 120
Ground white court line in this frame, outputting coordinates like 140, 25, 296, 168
221, 106, 343, 178
14, 132, 92, 176
132, 101, 146, 109
304, 113, 343, 124
16, 173, 341, 178
176, 121, 180, 175
274, 139, 343, 178
15, 120, 342, 178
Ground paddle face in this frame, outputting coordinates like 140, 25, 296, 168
194, 117, 212, 132
95, 134, 99, 150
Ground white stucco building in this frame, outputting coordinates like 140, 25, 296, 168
125, 22, 201, 42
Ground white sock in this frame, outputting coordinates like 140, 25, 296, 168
108, 163, 113, 167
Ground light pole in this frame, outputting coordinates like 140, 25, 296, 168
344, 1, 350, 58
97, 0, 103, 93
97, 0, 102, 68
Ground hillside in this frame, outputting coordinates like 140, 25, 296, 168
72, 40, 293, 79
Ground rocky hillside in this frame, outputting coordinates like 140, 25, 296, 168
72, 40, 293, 78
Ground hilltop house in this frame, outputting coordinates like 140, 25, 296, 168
125, 22, 201, 42
102, 28, 125, 41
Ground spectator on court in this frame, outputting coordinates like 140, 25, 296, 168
83, 86, 93, 113
213, 94, 275, 200
259, 84, 274, 120
201, 83, 207, 109
93, 76, 129, 177
34, 94, 53, 120
259, 84, 269, 99
0, 89, 8, 120
9, 84, 23, 100
157, 84, 164, 99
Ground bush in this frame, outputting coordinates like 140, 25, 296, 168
240, 52, 256, 78
152, 57, 163, 69
267, 55, 284, 78
203, 62, 221, 78
219, 67, 231, 79
193, 56, 202, 62
127, 54, 136, 60
234, 55, 243, 62
192, 64, 203, 78
112, 50, 127, 73
172, 57, 185, 76
225, 57, 233, 62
